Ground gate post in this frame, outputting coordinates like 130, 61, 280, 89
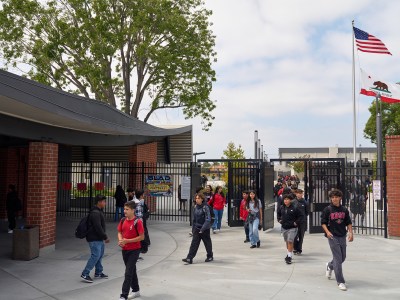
262, 163, 275, 230
190, 163, 202, 225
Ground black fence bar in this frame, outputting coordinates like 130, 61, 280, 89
57, 162, 192, 222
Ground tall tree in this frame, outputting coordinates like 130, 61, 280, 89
364, 100, 400, 149
222, 142, 245, 160
0, 0, 217, 129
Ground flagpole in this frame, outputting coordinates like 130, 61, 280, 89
352, 20, 357, 168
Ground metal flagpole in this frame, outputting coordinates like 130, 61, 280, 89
352, 20, 357, 168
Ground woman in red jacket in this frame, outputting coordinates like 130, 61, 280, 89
208, 186, 226, 233
240, 191, 250, 242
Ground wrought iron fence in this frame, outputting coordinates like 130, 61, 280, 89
57, 161, 192, 222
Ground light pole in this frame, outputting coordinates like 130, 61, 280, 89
193, 152, 205, 162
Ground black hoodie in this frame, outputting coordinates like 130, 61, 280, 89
277, 203, 303, 230
86, 206, 108, 242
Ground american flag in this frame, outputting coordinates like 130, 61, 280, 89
353, 27, 392, 55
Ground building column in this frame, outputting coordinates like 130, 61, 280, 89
385, 136, 400, 239
26, 142, 58, 249
128, 142, 158, 212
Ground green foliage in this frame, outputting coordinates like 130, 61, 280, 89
287, 155, 310, 174
364, 100, 400, 150
221, 142, 246, 160
0, 0, 217, 129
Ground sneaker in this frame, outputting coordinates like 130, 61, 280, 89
128, 291, 140, 299
81, 274, 93, 283
182, 258, 193, 264
8, 230, 13, 234
256, 241, 260, 248
119, 297, 127, 300
326, 263, 333, 279
250, 245, 256, 249
285, 256, 292, 264
244, 239, 250, 243
338, 283, 347, 291
189, 232, 193, 237
212, 229, 216, 234
94, 273, 108, 279
205, 257, 213, 262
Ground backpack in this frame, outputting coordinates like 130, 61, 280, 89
142, 202, 150, 220
75, 212, 91, 239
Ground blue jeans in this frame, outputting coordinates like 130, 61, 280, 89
249, 218, 260, 246
115, 206, 124, 221
82, 241, 105, 276
213, 209, 224, 230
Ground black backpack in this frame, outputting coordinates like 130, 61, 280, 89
75, 212, 91, 239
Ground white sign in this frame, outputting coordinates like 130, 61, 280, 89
372, 180, 381, 200
181, 176, 191, 200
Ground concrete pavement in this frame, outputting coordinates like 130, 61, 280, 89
0, 217, 399, 300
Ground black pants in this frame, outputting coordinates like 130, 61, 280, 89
121, 249, 141, 298
294, 221, 307, 252
7, 210, 16, 230
244, 222, 249, 240
187, 228, 213, 259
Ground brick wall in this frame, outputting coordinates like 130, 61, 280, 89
26, 142, 58, 248
129, 142, 157, 212
385, 135, 400, 238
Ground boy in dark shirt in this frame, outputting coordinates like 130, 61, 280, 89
293, 189, 308, 254
277, 194, 303, 264
321, 189, 353, 291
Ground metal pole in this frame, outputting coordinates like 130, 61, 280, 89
352, 20, 357, 168
254, 130, 258, 159
376, 94, 383, 176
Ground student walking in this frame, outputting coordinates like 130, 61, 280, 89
118, 201, 145, 300
321, 189, 353, 291
239, 191, 250, 243
134, 190, 150, 253
182, 193, 213, 264
81, 195, 110, 283
277, 194, 302, 264
6, 184, 20, 233
246, 190, 263, 249
114, 185, 127, 222
293, 189, 309, 254
209, 186, 226, 233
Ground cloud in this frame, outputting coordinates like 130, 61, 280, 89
147, 0, 400, 159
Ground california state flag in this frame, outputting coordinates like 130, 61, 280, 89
360, 69, 400, 103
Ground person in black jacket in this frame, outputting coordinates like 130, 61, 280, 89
321, 189, 353, 291
293, 189, 309, 255
114, 185, 127, 222
6, 184, 19, 233
277, 194, 303, 264
182, 193, 213, 264
81, 195, 110, 283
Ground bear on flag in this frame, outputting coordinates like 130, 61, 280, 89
360, 69, 400, 103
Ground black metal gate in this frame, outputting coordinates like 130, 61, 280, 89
198, 159, 264, 227
271, 158, 388, 237
57, 161, 193, 222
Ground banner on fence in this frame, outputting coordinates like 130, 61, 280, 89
372, 180, 381, 200
181, 176, 191, 200
145, 175, 173, 197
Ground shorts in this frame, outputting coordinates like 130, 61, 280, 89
283, 228, 298, 243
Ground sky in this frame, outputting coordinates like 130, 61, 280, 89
145, 0, 400, 159
2, 0, 400, 160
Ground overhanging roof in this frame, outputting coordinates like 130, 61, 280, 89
0, 70, 191, 146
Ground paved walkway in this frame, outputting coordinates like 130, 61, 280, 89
0, 217, 399, 300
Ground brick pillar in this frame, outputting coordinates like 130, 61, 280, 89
26, 142, 58, 249
386, 136, 400, 238
129, 142, 157, 212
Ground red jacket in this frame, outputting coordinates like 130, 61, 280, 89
239, 199, 248, 221
209, 193, 226, 210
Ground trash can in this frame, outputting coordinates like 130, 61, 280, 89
12, 225, 39, 260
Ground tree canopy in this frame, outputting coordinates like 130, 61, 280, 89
0, 0, 217, 129
364, 100, 400, 149
222, 142, 245, 160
